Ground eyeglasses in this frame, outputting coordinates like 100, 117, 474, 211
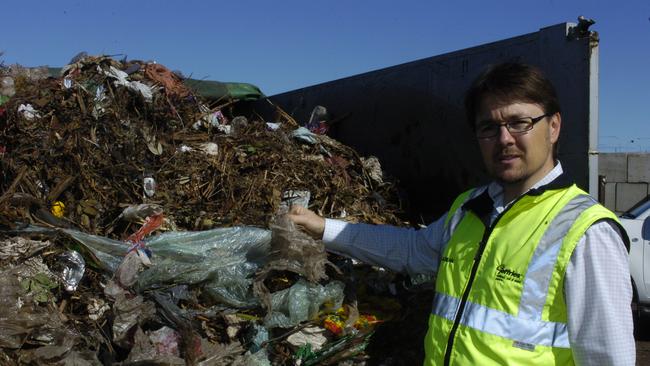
475, 114, 550, 139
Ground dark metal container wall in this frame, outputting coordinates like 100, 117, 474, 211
263, 22, 597, 221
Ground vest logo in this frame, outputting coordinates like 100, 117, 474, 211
513, 340, 536, 352
441, 256, 454, 264
495, 264, 523, 284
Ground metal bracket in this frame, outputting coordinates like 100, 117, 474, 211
568, 16, 598, 42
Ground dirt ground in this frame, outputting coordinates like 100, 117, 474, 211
635, 309, 650, 365
637, 340, 650, 366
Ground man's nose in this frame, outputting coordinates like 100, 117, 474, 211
497, 125, 516, 144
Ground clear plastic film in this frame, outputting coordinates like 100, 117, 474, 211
61, 226, 272, 307
264, 279, 344, 329
58, 251, 85, 292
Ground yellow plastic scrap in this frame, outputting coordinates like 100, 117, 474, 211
354, 314, 381, 330
323, 307, 382, 336
51, 201, 65, 218
324, 313, 346, 335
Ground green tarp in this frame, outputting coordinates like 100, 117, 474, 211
47, 67, 263, 102
184, 79, 264, 101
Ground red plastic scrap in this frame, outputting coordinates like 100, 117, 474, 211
126, 213, 164, 251
308, 121, 329, 135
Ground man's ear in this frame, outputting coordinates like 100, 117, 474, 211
549, 112, 561, 143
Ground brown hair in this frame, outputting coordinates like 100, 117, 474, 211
464, 63, 561, 127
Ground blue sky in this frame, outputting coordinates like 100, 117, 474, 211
2, 0, 649, 152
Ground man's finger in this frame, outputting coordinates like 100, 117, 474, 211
288, 204, 307, 215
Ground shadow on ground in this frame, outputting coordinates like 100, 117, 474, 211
633, 303, 650, 365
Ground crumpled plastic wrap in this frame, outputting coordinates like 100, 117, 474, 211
114, 249, 150, 288
264, 279, 344, 329
254, 212, 339, 317
119, 203, 164, 223
61, 226, 272, 307
265, 213, 333, 282
57, 250, 86, 291
126, 326, 185, 365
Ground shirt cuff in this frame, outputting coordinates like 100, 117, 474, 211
322, 218, 355, 256
323, 218, 349, 244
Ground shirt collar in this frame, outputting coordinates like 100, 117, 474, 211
462, 162, 573, 218
487, 162, 564, 210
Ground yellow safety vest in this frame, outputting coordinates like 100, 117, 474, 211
423, 182, 623, 365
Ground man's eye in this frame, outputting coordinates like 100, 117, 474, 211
509, 121, 530, 130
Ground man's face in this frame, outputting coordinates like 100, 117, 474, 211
475, 98, 561, 190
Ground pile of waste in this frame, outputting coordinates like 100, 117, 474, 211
0, 55, 429, 365
0, 55, 403, 234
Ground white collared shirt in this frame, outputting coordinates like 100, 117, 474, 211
323, 162, 635, 365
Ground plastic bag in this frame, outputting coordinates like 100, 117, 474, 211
263, 213, 332, 284
264, 279, 344, 329
62, 226, 271, 307
254, 213, 337, 313
291, 127, 318, 144
103, 65, 154, 102
114, 249, 150, 288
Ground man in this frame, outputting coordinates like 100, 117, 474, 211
288, 63, 635, 365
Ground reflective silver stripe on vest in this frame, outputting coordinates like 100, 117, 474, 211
518, 194, 597, 321
432, 292, 570, 348
432, 289, 462, 320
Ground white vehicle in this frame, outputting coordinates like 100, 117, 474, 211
620, 196, 650, 318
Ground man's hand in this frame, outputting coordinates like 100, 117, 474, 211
287, 205, 326, 240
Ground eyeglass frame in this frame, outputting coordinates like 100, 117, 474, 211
474, 113, 551, 139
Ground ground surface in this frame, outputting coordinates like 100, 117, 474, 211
635, 308, 650, 365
